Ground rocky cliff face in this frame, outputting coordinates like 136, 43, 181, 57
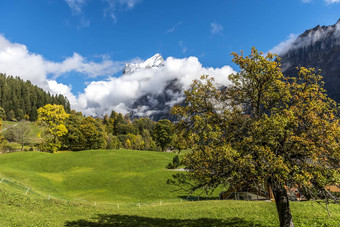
280, 19, 340, 102
130, 78, 183, 121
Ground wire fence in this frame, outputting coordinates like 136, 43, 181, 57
0, 175, 214, 209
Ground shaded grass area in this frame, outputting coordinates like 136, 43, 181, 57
65, 215, 265, 227
1, 183, 340, 227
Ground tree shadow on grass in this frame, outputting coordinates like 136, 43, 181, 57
65, 214, 269, 227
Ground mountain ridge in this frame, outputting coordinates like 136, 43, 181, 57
280, 18, 340, 102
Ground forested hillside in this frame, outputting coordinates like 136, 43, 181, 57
0, 73, 71, 121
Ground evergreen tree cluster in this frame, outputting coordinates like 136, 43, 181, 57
0, 73, 71, 121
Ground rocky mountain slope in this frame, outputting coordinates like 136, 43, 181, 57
280, 19, 340, 102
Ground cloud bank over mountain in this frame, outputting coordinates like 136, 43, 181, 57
77, 54, 235, 116
269, 19, 340, 56
0, 34, 235, 117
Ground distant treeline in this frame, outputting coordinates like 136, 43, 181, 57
0, 73, 71, 121
60, 110, 183, 152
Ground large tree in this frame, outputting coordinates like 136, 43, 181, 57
154, 119, 173, 152
37, 104, 69, 153
170, 48, 340, 227
3, 120, 33, 150
79, 117, 106, 150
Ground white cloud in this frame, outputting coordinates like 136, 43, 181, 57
179, 41, 188, 53
45, 53, 124, 79
302, 0, 340, 3
77, 55, 235, 116
325, 0, 340, 3
269, 19, 340, 56
65, 0, 87, 14
0, 34, 124, 107
211, 22, 223, 35
0, 34, 235, 117
268, 34, 298, 56
165, 22, 183, 33
103, 0, 143, 22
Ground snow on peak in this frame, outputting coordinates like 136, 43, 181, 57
123, 53, 164, 75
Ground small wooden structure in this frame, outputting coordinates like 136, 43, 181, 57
220, 183, 309, 201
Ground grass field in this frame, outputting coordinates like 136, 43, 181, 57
0, 149, 193, 203
0, 149, 339, 226
0, 182, 339, 227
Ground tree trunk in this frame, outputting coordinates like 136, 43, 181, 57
271, 182, 294, 227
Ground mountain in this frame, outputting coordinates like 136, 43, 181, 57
130, 78, 183, 121
123, 54, 164, 75
124, 54, 183, 121
280, 19, 340, 102
126, 19, 340, 121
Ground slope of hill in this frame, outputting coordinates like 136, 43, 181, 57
0, 149, 189, 203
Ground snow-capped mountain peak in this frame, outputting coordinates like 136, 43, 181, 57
123, 53, 164, 75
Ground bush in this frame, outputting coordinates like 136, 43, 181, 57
167, 155, 181, 169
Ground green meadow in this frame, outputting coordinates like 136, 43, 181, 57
0, 149, 191, 203
0, 150, 339, 226
0, 182, 339, 227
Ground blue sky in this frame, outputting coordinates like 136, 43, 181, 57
0, 0, 339, 115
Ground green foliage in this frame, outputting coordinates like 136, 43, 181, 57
0, 73, 70, 121
7, 110, 15, 121
172, 132, 187, 154
167, 155, 181, 169
106, 133, 121, 149
3, 120, 33, 150
170, 48, 340, 226
60, 112, 85, 151
0, 107, 5, 119
79, 116, 106, 150
154, 119, 173, 152
37, 104, 69, 153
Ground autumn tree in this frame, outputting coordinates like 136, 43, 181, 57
106, 133, 121, 149
170, 48, 340, 227
154, 119, 173, 152
172, 131, 188, 154
0, 107, 5, 119
37, 104, 69, 153
60, 112, 85, 151
79, 117, 106, 150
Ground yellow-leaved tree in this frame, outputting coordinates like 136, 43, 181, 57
169, 48, 340, 227
37, 104, 69, 153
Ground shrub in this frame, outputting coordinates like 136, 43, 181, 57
167, 155, 180, 169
